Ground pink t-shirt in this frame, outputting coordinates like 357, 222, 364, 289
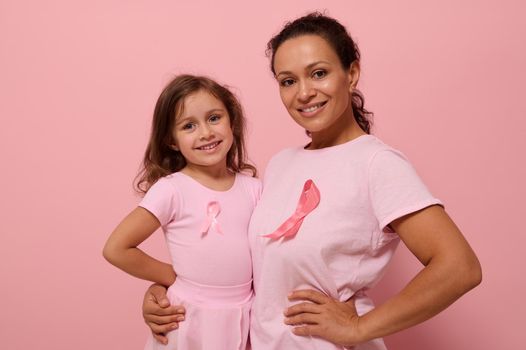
248, 135, 442, 349
140, 172, 262, 286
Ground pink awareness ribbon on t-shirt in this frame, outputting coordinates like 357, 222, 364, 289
200, 201, 223, 235
262, 179, 320, 240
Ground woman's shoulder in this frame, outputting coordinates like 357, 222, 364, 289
267, 145, 302, 164
346, 135, 407, 162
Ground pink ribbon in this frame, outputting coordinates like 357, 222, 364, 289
262, 179, 320, 240
200, 201, 223, 235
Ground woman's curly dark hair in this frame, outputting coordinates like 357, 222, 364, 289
266, 12, 373, 134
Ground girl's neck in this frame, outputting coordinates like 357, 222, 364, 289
181, 163, 235, 192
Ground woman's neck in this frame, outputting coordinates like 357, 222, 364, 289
307, 108, 366, 150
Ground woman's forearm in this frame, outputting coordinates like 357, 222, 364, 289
356, 253, 481, 342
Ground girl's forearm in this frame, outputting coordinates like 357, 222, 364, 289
106, 247, 176, 287
356, 255, 481, 342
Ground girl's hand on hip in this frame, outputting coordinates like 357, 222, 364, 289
284, 289, 364, 347
143, 284, 186, 345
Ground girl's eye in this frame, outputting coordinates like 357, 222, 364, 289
182, 123, 195, 131
209, 114, 221, 123
312, 70, 326, 79
280, 78, 295, 87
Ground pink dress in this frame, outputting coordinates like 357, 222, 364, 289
140, 172, 262, 350
248, 135, 442, 349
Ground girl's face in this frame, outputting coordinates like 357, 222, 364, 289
171, 90, 234, 172
273, 35, 359, 140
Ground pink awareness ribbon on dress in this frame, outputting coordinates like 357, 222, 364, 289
200, 201, 223, 235
262, 179, 320, 240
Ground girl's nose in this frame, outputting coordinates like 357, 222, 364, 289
199, 125, 215, 140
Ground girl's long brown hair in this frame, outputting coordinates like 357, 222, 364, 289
135, 74, 256, 194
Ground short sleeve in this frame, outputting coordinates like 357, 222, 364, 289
139, 178, 178, 226
239, 174, 263, 207
254, 178, 263, 202
368, 149, 442, 232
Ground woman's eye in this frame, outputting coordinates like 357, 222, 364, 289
312, 70, 326, 79
280, 78, 295, 87
209, 114, 221, 123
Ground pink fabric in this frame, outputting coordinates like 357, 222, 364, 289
248, 135, 442, 350
145, 277, 252, 350
262, 179, 320, 239
140, 172, 261, 350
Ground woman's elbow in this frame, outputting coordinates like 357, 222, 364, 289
465, 255, 482, 290
455, 252, 482, 293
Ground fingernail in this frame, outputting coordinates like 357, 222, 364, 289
177, 316, 185, 321
171, 324, 178, 329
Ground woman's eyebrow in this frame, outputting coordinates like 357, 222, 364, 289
276, 61, 330, 78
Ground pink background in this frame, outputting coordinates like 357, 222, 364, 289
1, 1, 524, 349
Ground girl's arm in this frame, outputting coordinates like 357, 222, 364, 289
285, 205, 482, 347
103, 207, 176, 287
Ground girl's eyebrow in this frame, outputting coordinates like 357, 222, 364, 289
175, 108, 226, 125
276, 61, 330, 78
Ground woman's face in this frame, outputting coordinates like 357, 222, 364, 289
273, 34, 359, 138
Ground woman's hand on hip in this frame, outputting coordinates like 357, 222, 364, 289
143, 283, 186, 345
284, 289, 364, 347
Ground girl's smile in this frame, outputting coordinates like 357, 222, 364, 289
172, 90, 234, 172
194, 140, 223, 152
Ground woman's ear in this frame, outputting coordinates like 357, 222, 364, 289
348, 61, 361, 92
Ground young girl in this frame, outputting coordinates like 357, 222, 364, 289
103, 74, 261, 350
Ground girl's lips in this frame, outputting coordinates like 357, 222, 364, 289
297, 101, 327, 117
195, 140, 222, 151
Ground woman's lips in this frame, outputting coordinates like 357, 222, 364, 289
297, 101, 327, 117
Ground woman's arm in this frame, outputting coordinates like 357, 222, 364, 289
103, 207, 176, 287
356, 205, 481, 340
142, 284, 185, 345
285, 205, 482, 347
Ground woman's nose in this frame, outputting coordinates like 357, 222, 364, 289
297, 80, 316, 102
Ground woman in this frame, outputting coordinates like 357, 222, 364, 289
142, 13, 481, 349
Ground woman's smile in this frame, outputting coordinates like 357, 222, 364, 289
297, 101, 328, 117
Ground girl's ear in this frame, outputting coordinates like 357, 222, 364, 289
170, 138, 179, 151
348, 61, 360, 92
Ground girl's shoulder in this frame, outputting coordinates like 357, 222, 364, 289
235, 172, 263, 202
145, 172, 184, 195
236, 172, 262, 189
